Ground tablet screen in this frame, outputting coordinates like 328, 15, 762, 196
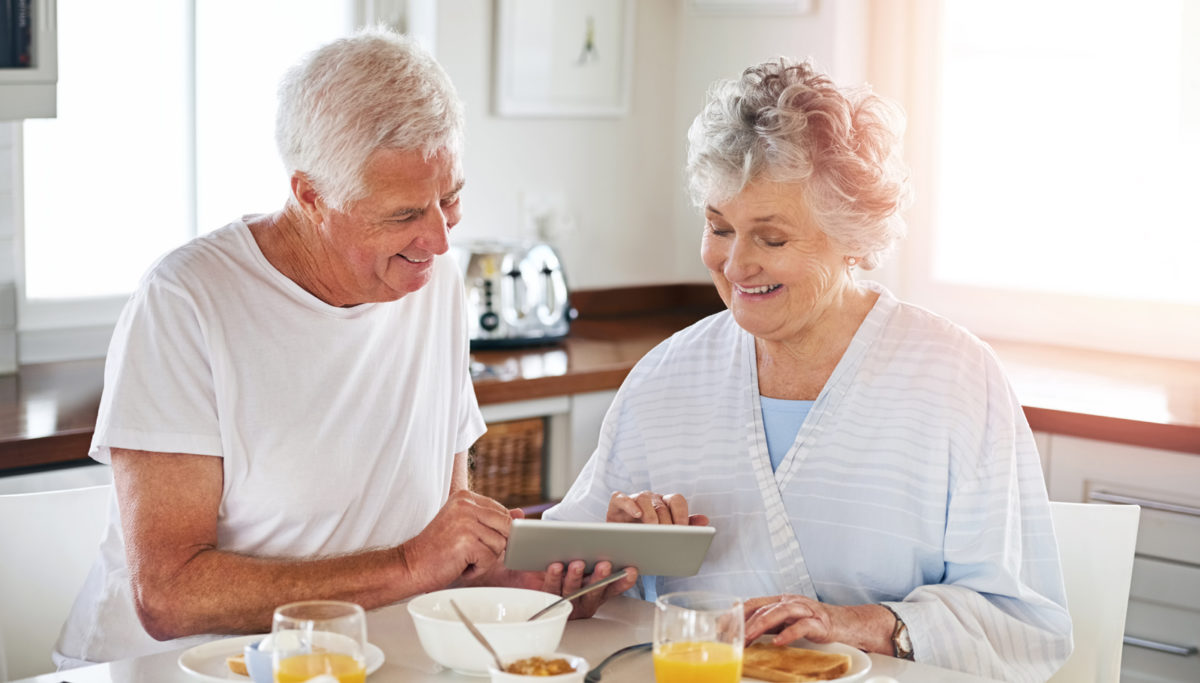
503, 519, 716, 577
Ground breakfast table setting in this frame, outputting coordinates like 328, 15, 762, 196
12, 595, 1001, 683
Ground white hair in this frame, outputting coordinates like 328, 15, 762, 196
275, 26, 464, 210
686, 58, 913, 269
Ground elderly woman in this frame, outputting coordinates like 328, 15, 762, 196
544, 58, 1071, 682
54, 28, 633, 669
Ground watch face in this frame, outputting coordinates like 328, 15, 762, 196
895, 622, 914, 658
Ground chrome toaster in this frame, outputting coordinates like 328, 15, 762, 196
449, 240, 574, 349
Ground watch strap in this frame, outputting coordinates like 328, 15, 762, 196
880, 603, 915, 660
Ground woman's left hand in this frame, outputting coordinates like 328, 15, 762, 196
743, 595, 895, 655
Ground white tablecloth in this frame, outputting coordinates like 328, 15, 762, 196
16, 597, 999, 682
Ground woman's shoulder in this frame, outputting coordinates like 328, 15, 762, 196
866, 284, 994, 359
865, 286, 1013, 401
625, 310, 742, 379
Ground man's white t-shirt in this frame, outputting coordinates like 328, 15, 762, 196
55, 219, 486, 666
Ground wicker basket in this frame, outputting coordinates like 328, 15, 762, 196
468, 417, 545, 508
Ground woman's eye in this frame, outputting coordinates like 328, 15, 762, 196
764, 240, 786, 248
706, 222, 731, 237
441, 194, 460, 208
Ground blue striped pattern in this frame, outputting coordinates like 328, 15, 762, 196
545, 283, 1072, 682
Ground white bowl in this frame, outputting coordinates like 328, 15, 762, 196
407, 587, 572, 676
488, 652, 588, 682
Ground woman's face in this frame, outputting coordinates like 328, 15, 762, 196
313, 147, 463, 305
700, 179, 849, 342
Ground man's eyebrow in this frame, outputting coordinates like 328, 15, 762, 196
386, 181, 465, 219
388, 207, 423, 219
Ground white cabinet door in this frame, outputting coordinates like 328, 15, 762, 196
1047, 435, 1200, 682
0, 0, 57, 120
551, 390, 618, 499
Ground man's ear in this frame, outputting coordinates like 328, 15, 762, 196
291, 172, 326, 224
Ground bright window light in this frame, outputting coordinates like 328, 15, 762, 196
933, 0, 1199, 305
22, 0, 191, 300
195, 1, 355, 232
22, 1, 355, 302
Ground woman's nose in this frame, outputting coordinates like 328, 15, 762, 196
723, 237, 756, 280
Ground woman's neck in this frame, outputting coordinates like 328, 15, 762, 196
756, 283, 878, 400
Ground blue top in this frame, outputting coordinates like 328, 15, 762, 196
760, 395, 814, 471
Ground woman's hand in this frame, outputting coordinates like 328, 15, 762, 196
606, 490, 710, 526
743, 595, 895, 655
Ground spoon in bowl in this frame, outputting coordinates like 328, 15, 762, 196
527, 568, 631, 621
449, 599, 507, 673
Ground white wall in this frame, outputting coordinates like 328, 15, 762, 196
667, 0, 871, 283
0, 0, 880, 352
436, 0, 872, 288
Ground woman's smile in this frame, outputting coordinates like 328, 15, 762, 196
733, 282, 783, 297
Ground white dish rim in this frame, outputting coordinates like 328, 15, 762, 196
742, 638, 871, 682
176, 633, 384, 681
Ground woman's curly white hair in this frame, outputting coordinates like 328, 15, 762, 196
686, 58, 913, 269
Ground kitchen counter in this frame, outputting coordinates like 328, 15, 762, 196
1, 284, 1197, 475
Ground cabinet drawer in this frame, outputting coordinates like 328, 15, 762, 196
1121, 644, 1200, 683
1130, 557, 1200, 612
1047, 436, 1200, 566
1121, 558, 1200, 683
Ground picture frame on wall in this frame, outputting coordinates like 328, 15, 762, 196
493, 0, 635, 117
689, 0, 813, 14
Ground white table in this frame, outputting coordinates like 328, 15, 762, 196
16, 597, 999, 682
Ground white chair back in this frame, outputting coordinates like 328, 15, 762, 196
0, 484, 112, 681
1047, 501, 1141, 683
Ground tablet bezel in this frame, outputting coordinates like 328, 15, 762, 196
503, 519, 716, 577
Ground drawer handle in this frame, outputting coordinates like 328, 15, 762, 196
1088, 490, 1200, 518
1124, 635, 1198, 657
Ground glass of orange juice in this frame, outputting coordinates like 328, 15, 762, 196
653, 591, 744, 683
271, 600, 367, 683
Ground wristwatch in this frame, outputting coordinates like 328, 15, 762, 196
882, 604, 915, 660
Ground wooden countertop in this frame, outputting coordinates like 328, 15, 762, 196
1, 285, 1197, 474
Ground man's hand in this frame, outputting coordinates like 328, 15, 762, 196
473, 508, 640, 619
484, 559, 639, 620
606, 490, 709, 526
401, 489, 514, 591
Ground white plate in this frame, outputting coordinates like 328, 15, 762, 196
177, 634, 384, 681
743, 639, 872, 683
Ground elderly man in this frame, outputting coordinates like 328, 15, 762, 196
54, 27, 635, 669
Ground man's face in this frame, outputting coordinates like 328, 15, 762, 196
314, 147, 463, 306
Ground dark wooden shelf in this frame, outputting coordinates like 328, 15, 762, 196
2, 284, 1197, 476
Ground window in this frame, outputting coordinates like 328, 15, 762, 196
17, 0, 360, 362
870, 0, 1200, 361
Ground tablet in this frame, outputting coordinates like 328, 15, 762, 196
503, 519, 716, 576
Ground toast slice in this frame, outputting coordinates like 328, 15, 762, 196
742, 642, 853, 682
226, 653, 249, 677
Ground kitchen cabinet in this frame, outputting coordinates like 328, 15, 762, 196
0, 0, 57, 120
1045, 435, 1200, 683
478, 390, 618, 503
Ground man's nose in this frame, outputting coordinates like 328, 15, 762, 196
420, 208, 452, 255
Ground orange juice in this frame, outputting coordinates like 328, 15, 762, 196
274, 652, 366, 683
653, 641, 742, 683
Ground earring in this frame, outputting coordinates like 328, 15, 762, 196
846, 256, 858, 267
